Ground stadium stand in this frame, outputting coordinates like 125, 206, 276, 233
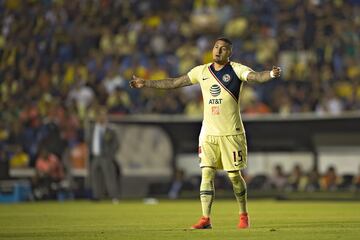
0, 0, 359, 200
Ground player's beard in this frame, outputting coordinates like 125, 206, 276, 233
213, 56, 228, 65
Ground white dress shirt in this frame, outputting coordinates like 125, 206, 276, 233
92, 123, 105, 156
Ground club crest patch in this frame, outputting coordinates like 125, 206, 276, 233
222, 74, 231, 83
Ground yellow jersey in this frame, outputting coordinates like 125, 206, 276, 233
187, 61, 253, 136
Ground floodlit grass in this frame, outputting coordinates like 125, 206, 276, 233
1, 199, 360, 240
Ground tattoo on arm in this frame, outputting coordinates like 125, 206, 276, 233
144, 75, 193, 89
247, 71, 272, 83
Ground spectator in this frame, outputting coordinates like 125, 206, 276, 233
287, 165, 305, 191
304, 167, 320, 192
102, 66, 126, 95
269, 165, 287, 191
9, 145, 30, 169
321, 166, 340, 191
352, 166, 360, 191
67, 81, 95, 119
107, 88, 131, 115
243, 97, 271, 115
33, 149, 65, 200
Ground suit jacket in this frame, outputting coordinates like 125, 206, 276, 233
87, 123, 119, 162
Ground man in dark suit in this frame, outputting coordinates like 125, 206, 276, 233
89, 107, 120, 203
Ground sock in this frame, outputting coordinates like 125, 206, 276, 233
228, 171, 248, 214
200, 167, 215, 218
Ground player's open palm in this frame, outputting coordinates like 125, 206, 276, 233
130, 75, 145, 88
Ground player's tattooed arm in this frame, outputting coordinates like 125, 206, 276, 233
247, 66, 281, 83
130, 74, 193, 89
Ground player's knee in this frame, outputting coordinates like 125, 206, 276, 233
228, 170, 241, 179
227, 171, 245, 186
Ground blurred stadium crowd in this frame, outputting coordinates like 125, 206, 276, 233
246, 164, 360, 193
0, 0, 360, 189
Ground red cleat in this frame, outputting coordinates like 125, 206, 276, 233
238, 213, 250, 229
191, 216, 212, 229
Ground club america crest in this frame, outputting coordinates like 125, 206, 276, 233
222, 74, 231, 83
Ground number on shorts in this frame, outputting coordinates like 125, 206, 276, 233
233, 150, 243, 166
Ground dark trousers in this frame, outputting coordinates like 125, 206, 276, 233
90, 156, 120, 199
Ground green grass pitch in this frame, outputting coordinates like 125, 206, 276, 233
1, 199, 360, 240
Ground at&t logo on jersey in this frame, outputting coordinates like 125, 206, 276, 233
210, 84, 221, 97
209, 84, 223, 104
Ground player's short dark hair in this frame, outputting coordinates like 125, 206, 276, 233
216, 37, 232, 46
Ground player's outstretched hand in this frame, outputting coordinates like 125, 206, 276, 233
129, 75, 145, 88
272, 66, 281, 78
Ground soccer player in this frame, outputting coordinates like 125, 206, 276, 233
130, 37, 281, 229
